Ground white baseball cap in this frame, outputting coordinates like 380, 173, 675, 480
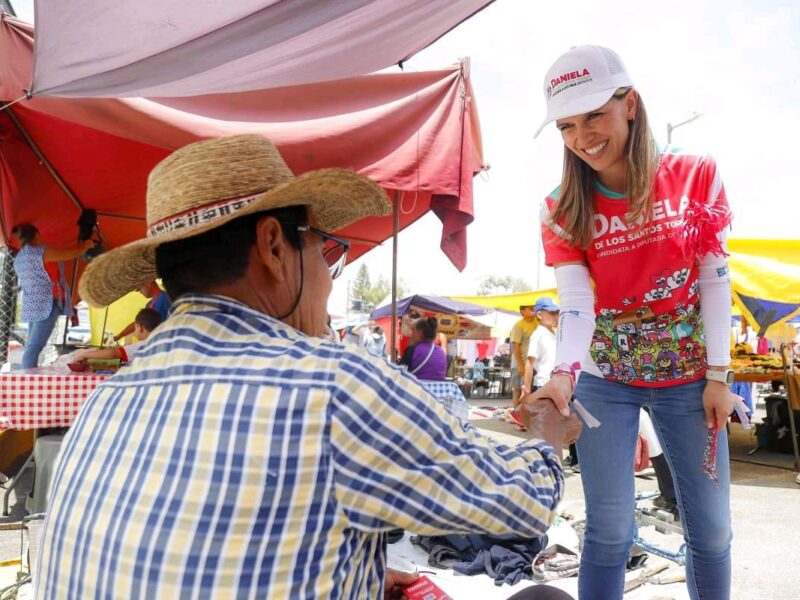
534, 45, 634, 138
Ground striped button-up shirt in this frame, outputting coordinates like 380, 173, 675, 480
36, 295, 563, 599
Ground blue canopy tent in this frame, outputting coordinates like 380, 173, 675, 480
371, 294, 492, 319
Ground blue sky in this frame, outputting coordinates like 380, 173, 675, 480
10, 0, 800, 312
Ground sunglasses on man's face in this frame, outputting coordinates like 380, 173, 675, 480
296, 225, 350, 279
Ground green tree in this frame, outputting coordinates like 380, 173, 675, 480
350, 265, 406, 312
350, 264, 372, 311
476, 275, 531, 296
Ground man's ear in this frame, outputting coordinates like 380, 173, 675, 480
253, 216, 289, 283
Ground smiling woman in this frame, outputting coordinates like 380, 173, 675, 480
531, 45, 738, 600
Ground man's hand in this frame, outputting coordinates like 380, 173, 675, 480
703, 380, 734, 430
519, 396, 582, 458
384, 568, 419, 600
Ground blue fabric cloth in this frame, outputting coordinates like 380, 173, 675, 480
36, 294, 564, 600
574, 374, 731, 600
731, 381, 753, 416
14, 245, 54, 322
21, 302, 60, 369
420, 380, 468, 420
150, 291, 172, 322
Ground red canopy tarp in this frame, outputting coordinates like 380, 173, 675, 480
0, 15, 484, 296
28, 0, 495, 98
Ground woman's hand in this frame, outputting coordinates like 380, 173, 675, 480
384, 568, 419, 599
520, 397, 582, 458
703, 380, 735, 430
526, 374, 574, 417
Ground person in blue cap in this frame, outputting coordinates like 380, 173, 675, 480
523, 297, 560, 395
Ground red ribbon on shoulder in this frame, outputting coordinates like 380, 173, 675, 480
681, 199, 733, 262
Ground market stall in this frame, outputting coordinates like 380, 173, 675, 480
371, 295, 513, 396
371, 294, 496, 353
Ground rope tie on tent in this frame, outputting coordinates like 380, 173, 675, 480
399, 117, 422, 216
399, 191, 417, 215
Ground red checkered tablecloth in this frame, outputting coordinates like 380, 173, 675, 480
0, 367, 107, 430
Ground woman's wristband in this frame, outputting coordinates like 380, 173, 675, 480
551, 362, 580, 390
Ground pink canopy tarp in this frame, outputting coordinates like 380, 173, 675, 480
28, 0, 495, 98
0, 15, 484, 299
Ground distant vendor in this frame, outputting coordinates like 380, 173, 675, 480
76, 308, 161, 364
113, 281, 170, 342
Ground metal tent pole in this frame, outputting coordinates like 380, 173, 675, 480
390, 190, 400, 363
5, 109, 84, 213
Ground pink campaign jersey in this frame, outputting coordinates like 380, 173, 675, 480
541, 149, 731, 388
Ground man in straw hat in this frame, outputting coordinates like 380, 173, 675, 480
35, 135, 579, 599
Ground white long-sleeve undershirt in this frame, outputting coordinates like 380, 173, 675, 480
697, 232, 732, 366
553, 264, 596, 379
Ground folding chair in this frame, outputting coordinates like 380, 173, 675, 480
1, 454, 34, 517
0, 513, 45, 599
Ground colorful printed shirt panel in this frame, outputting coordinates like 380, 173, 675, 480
541, 149, 730, 387
35, 294, 563, 600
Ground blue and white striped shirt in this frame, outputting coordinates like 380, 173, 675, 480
36, 295, 563, 599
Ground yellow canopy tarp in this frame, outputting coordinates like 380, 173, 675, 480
88, 291, 149, 345
450, 288, 559, 313
728, 239, 800, 334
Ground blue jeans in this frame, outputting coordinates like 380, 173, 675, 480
22, 303, 61, 369
574, 374, 731, 600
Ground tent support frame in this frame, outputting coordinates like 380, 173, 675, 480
5, 108, 84, 214
390, 190, 399, 363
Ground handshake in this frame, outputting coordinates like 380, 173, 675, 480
518, 394, 582, 459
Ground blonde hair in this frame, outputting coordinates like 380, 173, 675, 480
549, 88, 659, 250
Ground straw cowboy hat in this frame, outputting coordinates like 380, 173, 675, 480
79, 134, 390, 307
